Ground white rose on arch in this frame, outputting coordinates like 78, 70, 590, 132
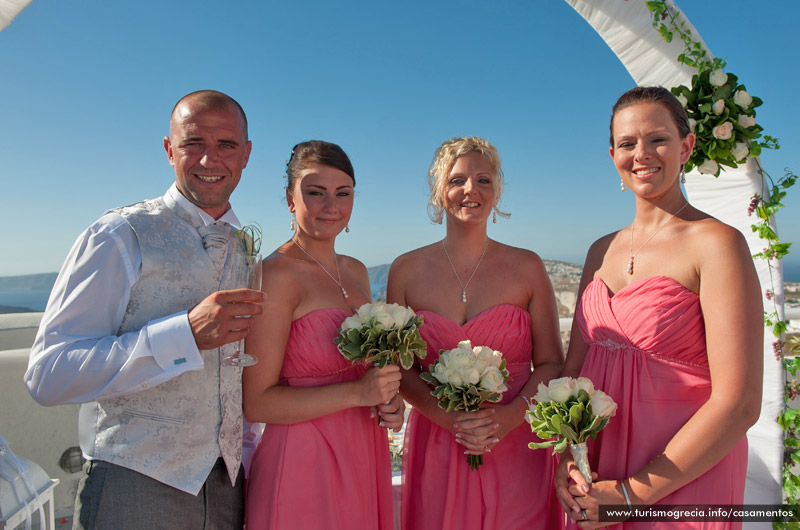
698, 159, 720, 175
687, 118, 697, 132
709, 69, 728, 87
738, 114, 757, 128
731, 141, 750, 162
734, 89, 753, 109
712, 122, 734, 141
712, 99, 726, 115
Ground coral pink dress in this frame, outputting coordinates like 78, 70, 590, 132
245, 308, 393, 529
402, 304, 564, 530
574, 276, 747, 530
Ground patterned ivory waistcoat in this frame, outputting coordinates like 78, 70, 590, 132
78, 193, 244, 495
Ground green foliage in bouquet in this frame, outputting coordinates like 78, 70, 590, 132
420, 367, 506, 413
527, 389, 610, 454
334, 303, 427, 369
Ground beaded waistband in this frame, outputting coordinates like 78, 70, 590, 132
592, 338, 708, 370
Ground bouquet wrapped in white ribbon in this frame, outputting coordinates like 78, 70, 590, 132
525, 377, 617, 484
334, 301, 427, 369
420, 340, 511, 470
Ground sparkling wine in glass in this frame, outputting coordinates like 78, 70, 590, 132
223, 253, 262, 367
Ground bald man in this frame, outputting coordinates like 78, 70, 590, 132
26, 90, 263, 530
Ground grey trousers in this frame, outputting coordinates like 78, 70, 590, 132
73, 458, 244, 530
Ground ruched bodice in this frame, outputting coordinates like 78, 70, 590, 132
572, 275, 746, 530
402, 304, 562, 530
280, 308, 366, 385
578, 276, 707, 367
245, 308, 392, 529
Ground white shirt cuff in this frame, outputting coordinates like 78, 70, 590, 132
148, 311, 204, 371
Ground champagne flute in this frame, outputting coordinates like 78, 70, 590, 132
223, 253, 262, 367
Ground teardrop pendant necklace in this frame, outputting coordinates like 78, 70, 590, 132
627, 201, 689, 275
292, 239, 348, 298
442, 239, 490, 303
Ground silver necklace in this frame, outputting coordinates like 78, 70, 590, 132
442, 239, 490, 303
292, 239, 348, 298
627, 202, 689, 275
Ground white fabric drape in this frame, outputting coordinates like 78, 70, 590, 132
0, 0, 32, 33
565, 0, 784, 520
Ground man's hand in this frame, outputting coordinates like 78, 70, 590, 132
188, 289, 265, 350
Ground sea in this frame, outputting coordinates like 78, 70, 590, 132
1, 261, 799, 313
0, 290, 50, 312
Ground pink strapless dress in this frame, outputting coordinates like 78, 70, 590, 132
402, 304, 564, 530
573, 276, 747, 530
245, 308, 393, 529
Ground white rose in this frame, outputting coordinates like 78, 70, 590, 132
733, 89, 752, 109
738, 114, 756, 128
342, 315, 362, 330
574, 377, 595, 396
443, 367, 463, 387
712, 121, 733, 140
590, 391, 618, 418
547, 377, 577, 403
373, 310, 394, 331
473, 345, 494, 373
731, 141, 750, 162
712, 99, 725, 115
445, 344, 474, 369
388, 304, 412, 328
356, 302, 379, 322
432, 362, 449, 383
676, 94, 688, 107
709, 69, 728, 87
479, 366, 508, 393
532, 382, 549, 404
458, 365, 481, 386
687, 118, 697, 132
698, 159, 719, 175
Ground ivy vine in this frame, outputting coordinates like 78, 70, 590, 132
647, 1, 798, 525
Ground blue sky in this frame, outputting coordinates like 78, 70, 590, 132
1, 0, 798, 280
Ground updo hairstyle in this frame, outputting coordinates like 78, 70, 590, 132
609, 86, 691, 147
286, 140, 355, 194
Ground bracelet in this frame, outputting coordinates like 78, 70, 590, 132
516, 394, 532, 409
620, 479, 633, 509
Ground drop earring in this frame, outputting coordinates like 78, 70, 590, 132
290, 214, 295, 231
345, 224, 350, 233
620, 180, 626, 192
492, 210, 497, 224
680, 166, 686, 184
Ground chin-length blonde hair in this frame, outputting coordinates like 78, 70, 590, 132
427, 136, 510, 224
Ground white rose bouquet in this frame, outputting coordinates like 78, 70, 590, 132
671, 69, 777, 176
335, 301, 427, 369
525, 377, 617, 484
420, 340, 512, 470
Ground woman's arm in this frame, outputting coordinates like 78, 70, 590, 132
242, 256, 401, 424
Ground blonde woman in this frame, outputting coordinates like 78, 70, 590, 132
388, 137, 565, 530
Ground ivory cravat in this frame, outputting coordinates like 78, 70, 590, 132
198, 222, 233, 272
